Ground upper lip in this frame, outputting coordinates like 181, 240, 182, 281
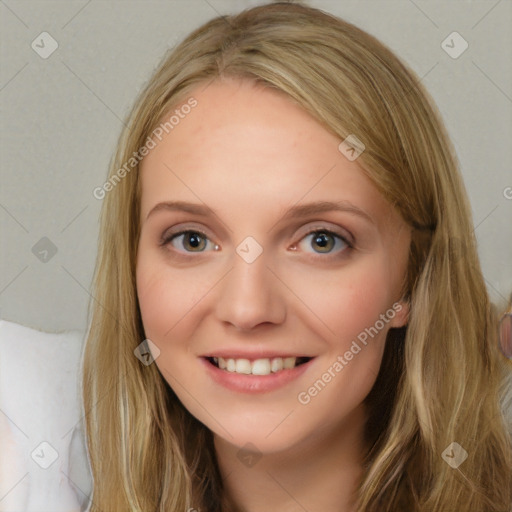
201, 350, 315, 361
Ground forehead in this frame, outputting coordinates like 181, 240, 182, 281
138, 77, 399, 230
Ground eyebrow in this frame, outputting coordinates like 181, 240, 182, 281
145, 200, 375, 225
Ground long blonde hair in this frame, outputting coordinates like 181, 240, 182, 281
82, 2, 512, 510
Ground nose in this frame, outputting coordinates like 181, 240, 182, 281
214, 247, 286, 332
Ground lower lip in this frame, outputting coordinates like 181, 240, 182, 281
200, 358, 315, 394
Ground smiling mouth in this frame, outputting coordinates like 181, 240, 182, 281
205, 356, 312, 376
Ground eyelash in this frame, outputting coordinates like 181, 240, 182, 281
159, 227, 354, 259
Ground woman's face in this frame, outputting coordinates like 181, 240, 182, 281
136, 77, 411, 455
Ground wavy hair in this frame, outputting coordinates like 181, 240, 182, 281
81, 1, 512, 510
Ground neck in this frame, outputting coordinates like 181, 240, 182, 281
214, 404, 367, 512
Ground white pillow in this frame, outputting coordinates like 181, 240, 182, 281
0, 320, 92, 512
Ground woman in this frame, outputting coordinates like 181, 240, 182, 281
82, 2, 512, 510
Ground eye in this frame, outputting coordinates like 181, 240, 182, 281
296, 229, 352, 256
160, 227, 353, 257
161, 230, 216, 253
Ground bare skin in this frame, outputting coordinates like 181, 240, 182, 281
136, 77, 411, 511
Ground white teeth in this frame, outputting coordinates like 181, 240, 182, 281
283, 357, 296, 369
270, 358, 283, 372
252, 359, 271, 375
235, 359, 252, 374
215, 356, 301, 375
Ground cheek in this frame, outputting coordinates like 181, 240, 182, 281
137, 274, 181, 340
136, 252, 216, 345
290, 267, 393, 425
284, 258, 396, 348
136, 251, 182, 341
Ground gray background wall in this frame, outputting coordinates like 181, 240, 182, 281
1, 0, 511, 333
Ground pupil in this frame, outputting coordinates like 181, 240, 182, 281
186, 232, 204, 250
314, 232, 333, 252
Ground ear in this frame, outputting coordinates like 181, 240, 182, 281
387, 299, 410, 328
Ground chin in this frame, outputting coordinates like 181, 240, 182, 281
207, 412, 316, 455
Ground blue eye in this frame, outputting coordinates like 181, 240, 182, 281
299, 229, 351, 255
